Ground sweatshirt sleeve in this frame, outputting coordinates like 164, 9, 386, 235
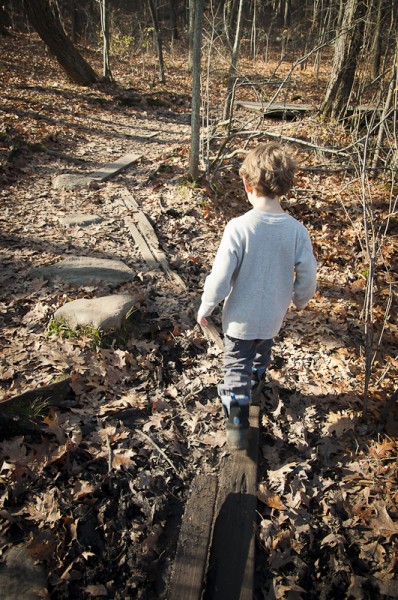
292, 230, 317, 309
198, 221, 241, 317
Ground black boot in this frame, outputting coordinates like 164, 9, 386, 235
250, 369, 263, 406
225, 395, 249, 450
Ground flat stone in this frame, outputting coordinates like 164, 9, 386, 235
59, 213, 102, 227
0, 545, 48, 599
54, 294, 136, 332
34, 256, 135, 287
52, 174, 91, 190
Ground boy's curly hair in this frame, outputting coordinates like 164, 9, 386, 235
239, 142, 297, 197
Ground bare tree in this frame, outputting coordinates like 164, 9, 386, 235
321, 0, 366, 119
0, 3, 11, 34
188, 0, 195, 72
371, 32, 398, 175
22, 0, 98, 86
223, 0, 244, 121
169, 0, 179, 42
100, 0, 112, 81
148, 0, 165, 83
188, 0, 204, 181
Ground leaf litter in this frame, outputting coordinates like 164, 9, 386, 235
0, 32, 397, 600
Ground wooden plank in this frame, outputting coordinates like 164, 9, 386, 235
204, 406, 260, 600
203, 319, 224, 351
89, 153, 142, 181
169, 475, 218, 600
236, 100, 387, 118
236, 100, 314, 115
123, 216, 160, 270
120, 188, 187, 289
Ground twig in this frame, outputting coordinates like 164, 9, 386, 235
105, 431, 113, 473
201, 318, 224, 351
208, 129, 350, 169
136, 429, 182, 477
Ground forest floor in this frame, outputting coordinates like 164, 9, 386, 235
0, 32, 398, 600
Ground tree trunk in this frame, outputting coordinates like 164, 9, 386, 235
371, 32, 398, 175
100, 0, 112, 80
148, 0, 166, 83
0, 2, 11, 34
224, 0, 239, 48
22, 0, 98, 86
70, 0, 78, 43
188, 0, 204, 182
169, 0, 179, 41
188, 0, 194, 72
321, 0, 366, 119
223, 0, 244, 120
370, 0, 382, 80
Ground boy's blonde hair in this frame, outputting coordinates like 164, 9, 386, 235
239, 142, 297, 197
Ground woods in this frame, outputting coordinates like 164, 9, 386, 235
0, 1, 397, 599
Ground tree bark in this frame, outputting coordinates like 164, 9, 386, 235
370, 0, 382, 80
320, 0, 366, 119
188, 0, 204, 181
371, 32, 398, 175
0, 2, 11, 34
188, 0, 194, 72
148, 0, 166, 83
169, 0, 179, 41
100, 0, 112, 81
22, 0, 98, 86
223, 0, 244, 120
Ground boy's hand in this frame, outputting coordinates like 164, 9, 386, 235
197, 312, 209, 328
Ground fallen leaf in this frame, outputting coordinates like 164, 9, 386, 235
84, 584, 108, 597
257, 483, 286, 510
370, 504, 398, 542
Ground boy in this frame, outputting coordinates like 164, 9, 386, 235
197, 142, 317, 450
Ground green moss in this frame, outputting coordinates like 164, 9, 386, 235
47, 318, 103, 348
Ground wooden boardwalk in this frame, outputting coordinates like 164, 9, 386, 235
169, 405, 260, 600
236, 100, 314, 117
236, 100, 383, 119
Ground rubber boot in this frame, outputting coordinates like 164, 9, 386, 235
223, 393, 249, 450
250, 368, 264, 406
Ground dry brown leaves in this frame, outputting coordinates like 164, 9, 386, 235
0, 31, 397, 600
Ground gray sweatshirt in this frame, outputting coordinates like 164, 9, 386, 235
198, 209, 317, 340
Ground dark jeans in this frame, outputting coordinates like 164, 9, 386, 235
218, 335, 274, 402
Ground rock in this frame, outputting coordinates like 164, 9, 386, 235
0, 545, 49, 599
52, 174, 91, 190
33, 256, 135, 287
59, 213, 102, 227
54, 294, 136, 332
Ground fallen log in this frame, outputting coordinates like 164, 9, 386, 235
169, 407, 260, 600
204, 405, 260, 600
0, 376, 74, 439
169, 475, 218, 600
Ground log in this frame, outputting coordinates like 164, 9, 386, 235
169, 475, 218, 600
236, 100, 314, 117
0, 377, 74, 439
204, 405, 260, 600
202, 319, 224, 351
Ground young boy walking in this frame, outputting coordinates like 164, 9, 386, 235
197, 142, 317, 450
